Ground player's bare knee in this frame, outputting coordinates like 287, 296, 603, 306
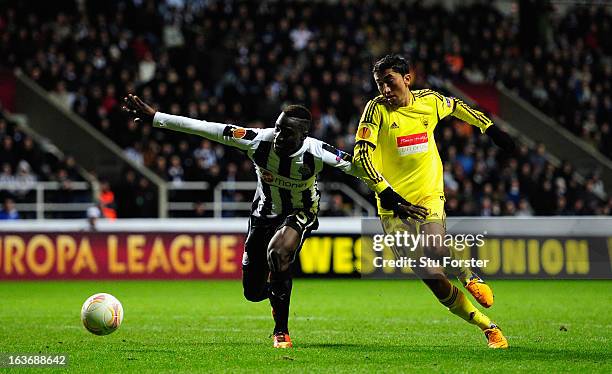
267, 242, 295, 272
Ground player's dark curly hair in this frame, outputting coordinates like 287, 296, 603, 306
372, 54, 411, 76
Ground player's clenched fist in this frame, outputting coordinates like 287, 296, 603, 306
122, 94, 156, 123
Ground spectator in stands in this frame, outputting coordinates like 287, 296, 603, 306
0, 197, 19, 220
98, 180, 117, 220
86, 202, 101, 231
13, 160, 37, 199
323, 193, 351, 217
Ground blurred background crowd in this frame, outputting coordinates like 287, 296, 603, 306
0, 0, 610, 219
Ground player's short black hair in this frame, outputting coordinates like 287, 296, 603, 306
372, 54, 411, 76
283, 104, 311, 122
282, 104, 312, 133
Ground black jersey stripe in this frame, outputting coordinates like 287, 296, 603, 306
359, 142, 380, 182
362, 100, 377, 124
301, 190, 311, 212
457, 100, 492, 126
363, 96, 385, 123
460, 101, 492, 125
414, 89, 444, 100
278, 154, 293, 213
278, 152, 292, 178
260, 183, 273, 216
301, 188, 313, 211
413, 89, 431, 97
414, 90, 446, 104
300, 151, 317, 211
302, 151, 316, 179
414, 91, 445, 102
253, 141, 272, 168
252, 141, 273, 216
358, 142, 383, 183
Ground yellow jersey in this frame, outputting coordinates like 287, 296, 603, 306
353, 89, 493, 214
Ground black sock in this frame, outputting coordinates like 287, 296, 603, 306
269, 270, 292, 334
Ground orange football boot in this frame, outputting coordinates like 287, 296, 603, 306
273, 332, 293, 348
465, 273, 494, 308
484, 325, 509, 349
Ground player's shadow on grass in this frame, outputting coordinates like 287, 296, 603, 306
300, 343, 394, 351
501, 346, 612, 361
301, 344, 611, 362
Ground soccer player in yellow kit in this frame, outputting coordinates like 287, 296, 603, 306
354, 55, 515, 348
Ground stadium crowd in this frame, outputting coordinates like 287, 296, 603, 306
1, 0, 610, 217
497, 5, 612, 159
0, 106, 94, 218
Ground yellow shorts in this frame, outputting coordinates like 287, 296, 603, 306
416, 194, 446, 225
379, 195, 446, 226
379, 195, 446, 272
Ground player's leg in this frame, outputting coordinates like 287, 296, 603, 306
423, 196, 494, 308
380, 215, 507, 348
242, 219, 276, 302
267, 211, 317, 348
420, 221, 507, 348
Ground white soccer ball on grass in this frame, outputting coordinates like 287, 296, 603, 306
80, 293, 124, 335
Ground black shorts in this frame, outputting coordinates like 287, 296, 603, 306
242, 210, 319, 268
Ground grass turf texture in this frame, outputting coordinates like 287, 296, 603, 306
0, 280, 610, 373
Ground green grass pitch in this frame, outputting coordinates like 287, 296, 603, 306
1, 279, 610, 372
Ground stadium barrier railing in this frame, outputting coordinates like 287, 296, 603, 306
3, 181, 93, 219
166, 181, 376, 217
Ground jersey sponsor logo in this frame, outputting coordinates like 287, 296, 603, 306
396, 132, 429, 156
231, 127, 247, 139
358, 127, 371, 139
259, 167, 314, 191
261, 170, 274, 183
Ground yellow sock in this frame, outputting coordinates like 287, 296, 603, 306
439, 285, 492, 330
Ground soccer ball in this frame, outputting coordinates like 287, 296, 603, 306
80, 293, 124, 335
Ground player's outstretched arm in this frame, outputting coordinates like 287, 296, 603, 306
122, 94, 257, 150
449, 98, 515, 153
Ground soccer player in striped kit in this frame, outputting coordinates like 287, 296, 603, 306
122, 94, 401, 348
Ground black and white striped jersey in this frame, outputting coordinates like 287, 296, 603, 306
153, 112, 364, 218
